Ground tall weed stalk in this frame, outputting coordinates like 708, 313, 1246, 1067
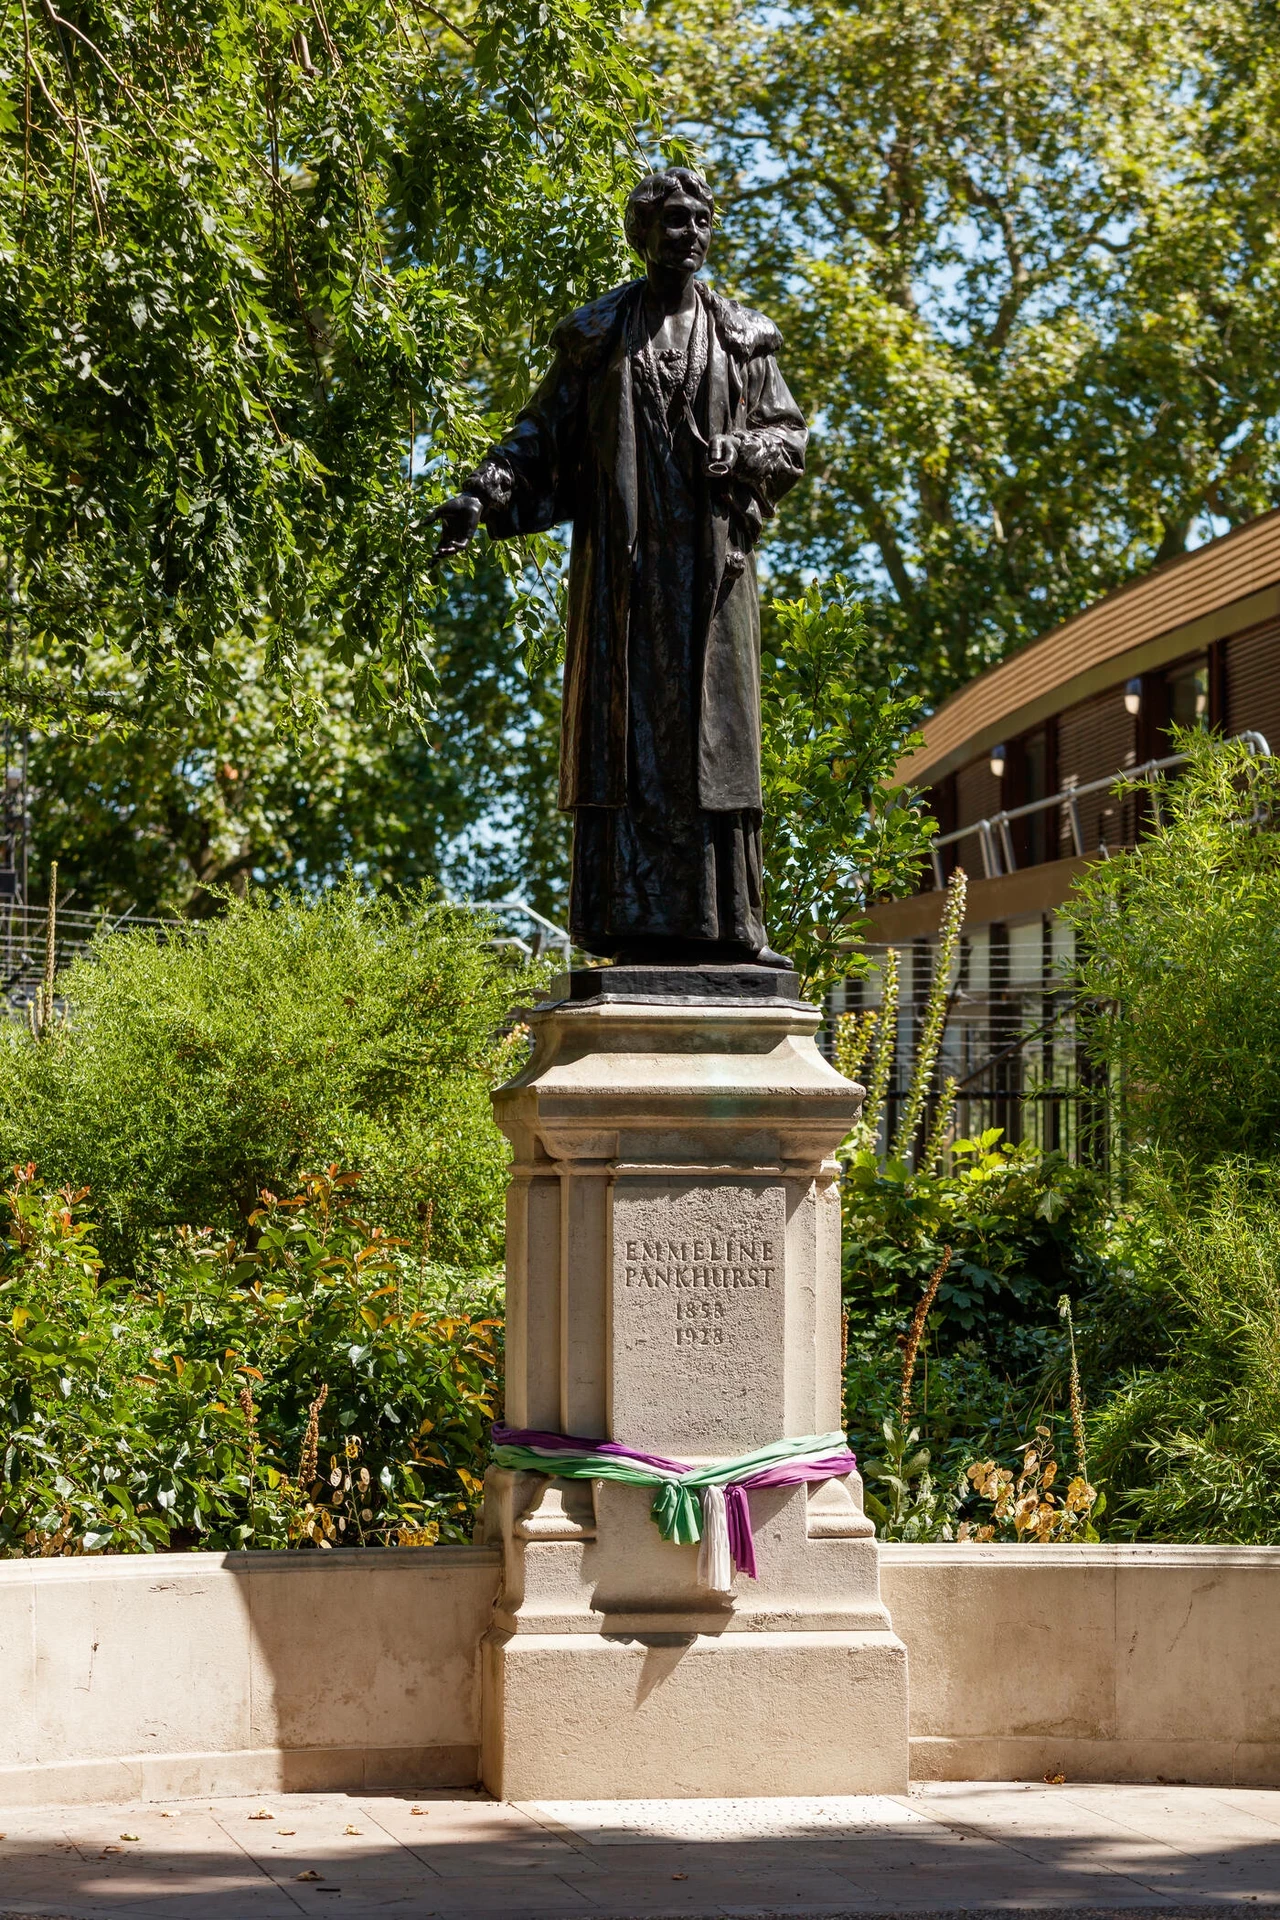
839, 866, 966, 1166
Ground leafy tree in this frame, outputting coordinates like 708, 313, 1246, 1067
31, 579, 925, 951
760, 584, 933, 996
0, 0, 655, 721
27, 560, 568, 919
0, 883, 542, 1271
1065, 731, 1280, 1162
644, 0, 1280, 697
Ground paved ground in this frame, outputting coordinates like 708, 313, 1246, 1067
4, 1784, 1280, 1919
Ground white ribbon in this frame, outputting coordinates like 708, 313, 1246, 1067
697, 1483, 733, 1592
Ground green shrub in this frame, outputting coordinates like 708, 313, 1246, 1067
1088, 1156, 1280, 1541
837, 881, 1104, 1376
0, 1168, 502, 1555
842, 1132, 1103, 1371
845, 1258, 1103, 1544
1065, 731, 1280, 1159
0, 884, 539, 1272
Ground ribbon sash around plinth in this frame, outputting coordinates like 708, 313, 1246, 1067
489, 1425, 858, 1593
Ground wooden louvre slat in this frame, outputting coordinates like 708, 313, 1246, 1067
1056, 692, 1139, 856
899, 510, 1280, 786
1226, 623, 1280, 751
954, 758, 1003, 838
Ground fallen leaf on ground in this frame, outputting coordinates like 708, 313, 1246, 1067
295, 1868, 325, 1881
1044, 1771, 1066, 1785
277, 1829, 296, 1836
672, 1872, 688, 1880
410, 1806, 428, 1815
343, 1824, 362, 1835
249, 1808, 276, 1820
120, 1833, 140, 1841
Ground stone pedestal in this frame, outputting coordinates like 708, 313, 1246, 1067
479, 968, 909, 1799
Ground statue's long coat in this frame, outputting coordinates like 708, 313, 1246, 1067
478, 279, 806, 815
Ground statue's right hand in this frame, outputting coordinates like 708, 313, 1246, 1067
429, 493, 483, 557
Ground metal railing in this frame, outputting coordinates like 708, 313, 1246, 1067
867, 996, 1111, 1168
0, 894, 572, 1019
929, 730, 1272, 884
468, 900, 573, 964
0, 901, 176, 1011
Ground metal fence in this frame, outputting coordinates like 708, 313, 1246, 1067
0, 902, 177, 1016
468, 900, 573, 965
830, 948, 1112, 1169
0, 895, 575, 1020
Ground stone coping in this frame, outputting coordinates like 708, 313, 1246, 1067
879, 1542, 1280, 1567
5, 1539, 1275, 1584
0, 1543, 501, 1583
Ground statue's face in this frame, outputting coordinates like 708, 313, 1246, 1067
645, 190, 712, 275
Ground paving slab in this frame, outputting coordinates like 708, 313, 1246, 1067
6, 1787, 1280, 1919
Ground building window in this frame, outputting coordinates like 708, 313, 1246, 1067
1166, 659, 1209, 735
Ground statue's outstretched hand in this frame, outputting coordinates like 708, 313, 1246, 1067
429, 493, 483, 559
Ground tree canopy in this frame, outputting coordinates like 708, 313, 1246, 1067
26, 560, 566, 918
645, 0, 1280, 698
761, 583, 932, 999
0, 0, 654, 722
17, 0, 1280, 919
1065, 732, 1280, 1163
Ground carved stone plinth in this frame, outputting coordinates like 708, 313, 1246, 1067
479, 970, 909, 1799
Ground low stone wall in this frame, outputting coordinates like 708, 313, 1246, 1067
882, 1543, 1280, 1787
4, 1541, 1280, 1805
0, 1546, 499, 1807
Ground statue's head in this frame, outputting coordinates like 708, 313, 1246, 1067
625, 168, 715, 275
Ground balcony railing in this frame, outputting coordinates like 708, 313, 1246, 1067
928, 730, 1272, 884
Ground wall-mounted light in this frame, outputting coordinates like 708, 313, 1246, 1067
989, 743, 1007, 780
1124, 677, 1142, 717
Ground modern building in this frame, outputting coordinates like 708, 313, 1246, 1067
847, 509, 1280, 1160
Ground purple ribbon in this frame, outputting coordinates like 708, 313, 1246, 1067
491, 1423, 858, 1580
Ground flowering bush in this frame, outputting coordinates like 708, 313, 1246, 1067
0, 1167, 502, 1556
960, 1427, 1100, 1543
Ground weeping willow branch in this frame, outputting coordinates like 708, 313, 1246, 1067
0, 669, 137, 733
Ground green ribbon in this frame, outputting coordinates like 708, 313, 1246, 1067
651, 1480, 702, 1545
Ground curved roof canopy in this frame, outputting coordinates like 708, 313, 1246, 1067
896, 508, 1280, 789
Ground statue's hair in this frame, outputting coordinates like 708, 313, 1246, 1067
624, 168, 715, 255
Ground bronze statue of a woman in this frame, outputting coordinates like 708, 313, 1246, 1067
433, 169, 806, 967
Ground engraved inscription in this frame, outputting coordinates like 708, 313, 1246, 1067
623, 1237, 777, 1298
674, 1298, 727, 1347
674, 1324, 724, 1347
610, 1180, 787, 1452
